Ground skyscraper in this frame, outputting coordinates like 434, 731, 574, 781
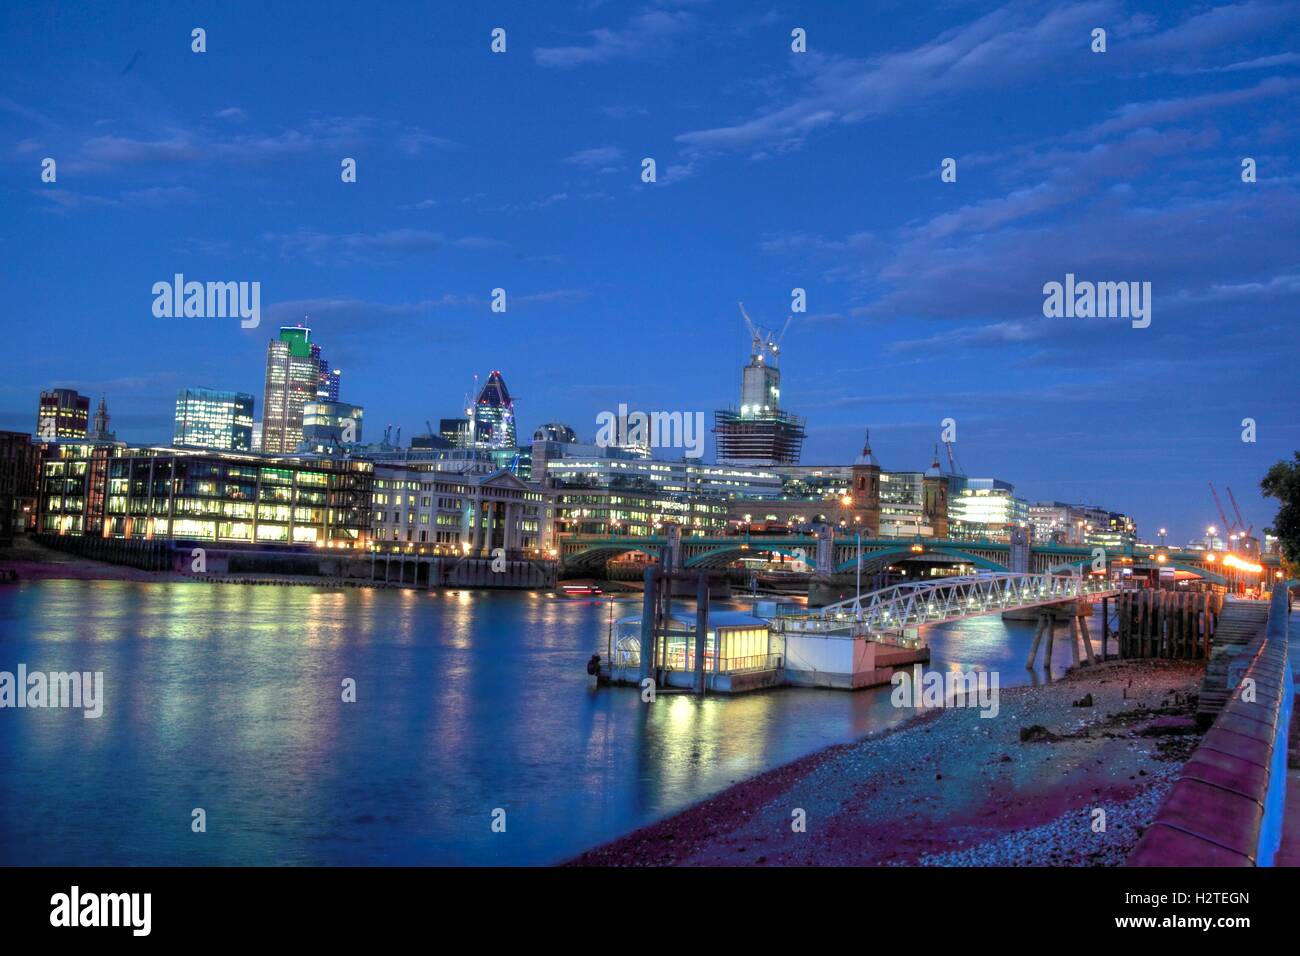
36, 388, 90, 439
174, 388, 255, 452
261, 326, 319, 454
472, 370, 517, 449
310, 342, 341, 401
713, 307, 805, 466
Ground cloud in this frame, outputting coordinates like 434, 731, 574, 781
1081, 77, 1299, 141
565, 145, 624, 166
534, 9, 692, 68
121, 185, 204, 207
675, 1, 1300, 157
676, 2, 1112, 154
215, 107, 248, 121
263, 228, 507, 265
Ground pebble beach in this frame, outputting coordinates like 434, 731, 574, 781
568, 659, 1204, 867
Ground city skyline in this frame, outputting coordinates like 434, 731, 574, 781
4, 1, 1299, 545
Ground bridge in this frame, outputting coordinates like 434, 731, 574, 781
560, 531, 1281, 586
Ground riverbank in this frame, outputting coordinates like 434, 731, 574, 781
0, 536, 182, 582
567, 659, 1204, 866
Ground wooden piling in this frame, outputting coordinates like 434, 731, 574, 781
1026, 614, 1046, 669
1080, 614, 1096, 665
1101, 597, 1109, 662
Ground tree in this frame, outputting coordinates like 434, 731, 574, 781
1261, 452, 1300, 577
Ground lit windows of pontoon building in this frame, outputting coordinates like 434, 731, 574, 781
603, 607, 782, 692
173, 387, 255, 452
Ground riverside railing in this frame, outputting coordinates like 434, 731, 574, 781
1129, 581, 1295, 866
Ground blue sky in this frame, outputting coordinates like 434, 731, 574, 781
2, 0, 1298, 544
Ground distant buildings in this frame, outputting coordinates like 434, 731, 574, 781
1029, 501, 1136, 549
37, 388, 90, 439
260, 326, 321, 454
174, 388, 255, 452
714, 310, 805, 466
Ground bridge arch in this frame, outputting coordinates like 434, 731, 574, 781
833, 545, 1009, 574
684, 544, 810, 569
562, 545, 660, 572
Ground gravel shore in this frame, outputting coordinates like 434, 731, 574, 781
568, 659, 1203, 867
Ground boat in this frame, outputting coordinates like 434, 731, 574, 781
559, 581, 604, 598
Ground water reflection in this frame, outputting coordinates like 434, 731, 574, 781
1, 581, 1102, 865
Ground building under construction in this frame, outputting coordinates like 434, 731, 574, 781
714, 304, 805, 467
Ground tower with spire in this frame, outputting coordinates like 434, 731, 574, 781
849, 430, 882, 535
923, 444, 950, 538
90, 395, 114, 440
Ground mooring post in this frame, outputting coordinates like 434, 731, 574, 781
1069, 615, 1081, 666
1026, 613, 1046, 669
1079, 613, 1096, 664
1044, 615, 1056, 668
639, 566, 657, 685
1101, 596, 1110, 662
695, 571, 709, 696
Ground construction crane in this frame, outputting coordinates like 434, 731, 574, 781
738, 302, 793, 364
1226, 486, 1254, 538
943, 438, 964, 476
1208, 482, 1232, 537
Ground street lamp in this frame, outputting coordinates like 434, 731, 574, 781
1158, 527, 1167, 546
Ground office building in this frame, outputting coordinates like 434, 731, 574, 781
39, 443, 372, 547
174, 388, 255, 452
300, 400, 364, 452
471, 370, 516, 449
261, 326, 320, 454
36, 388, 90, 439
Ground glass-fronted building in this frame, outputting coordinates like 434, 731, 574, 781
174, 387, 255, 452
300, 400, 364, 450
261, 326, 319, 454
40, 444, 372, 548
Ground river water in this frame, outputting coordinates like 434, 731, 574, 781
0, 580, 1099, 865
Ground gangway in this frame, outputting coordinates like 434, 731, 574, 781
774, 571, 1121, 641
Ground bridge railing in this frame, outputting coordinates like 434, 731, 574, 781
775, 571, 1121, 638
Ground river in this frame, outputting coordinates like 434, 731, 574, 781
0, 580, 1098, 865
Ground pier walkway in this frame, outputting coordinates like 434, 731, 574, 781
774, 571, 1118, 641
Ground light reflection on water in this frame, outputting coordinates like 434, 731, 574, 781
0, 581, 1102, 865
